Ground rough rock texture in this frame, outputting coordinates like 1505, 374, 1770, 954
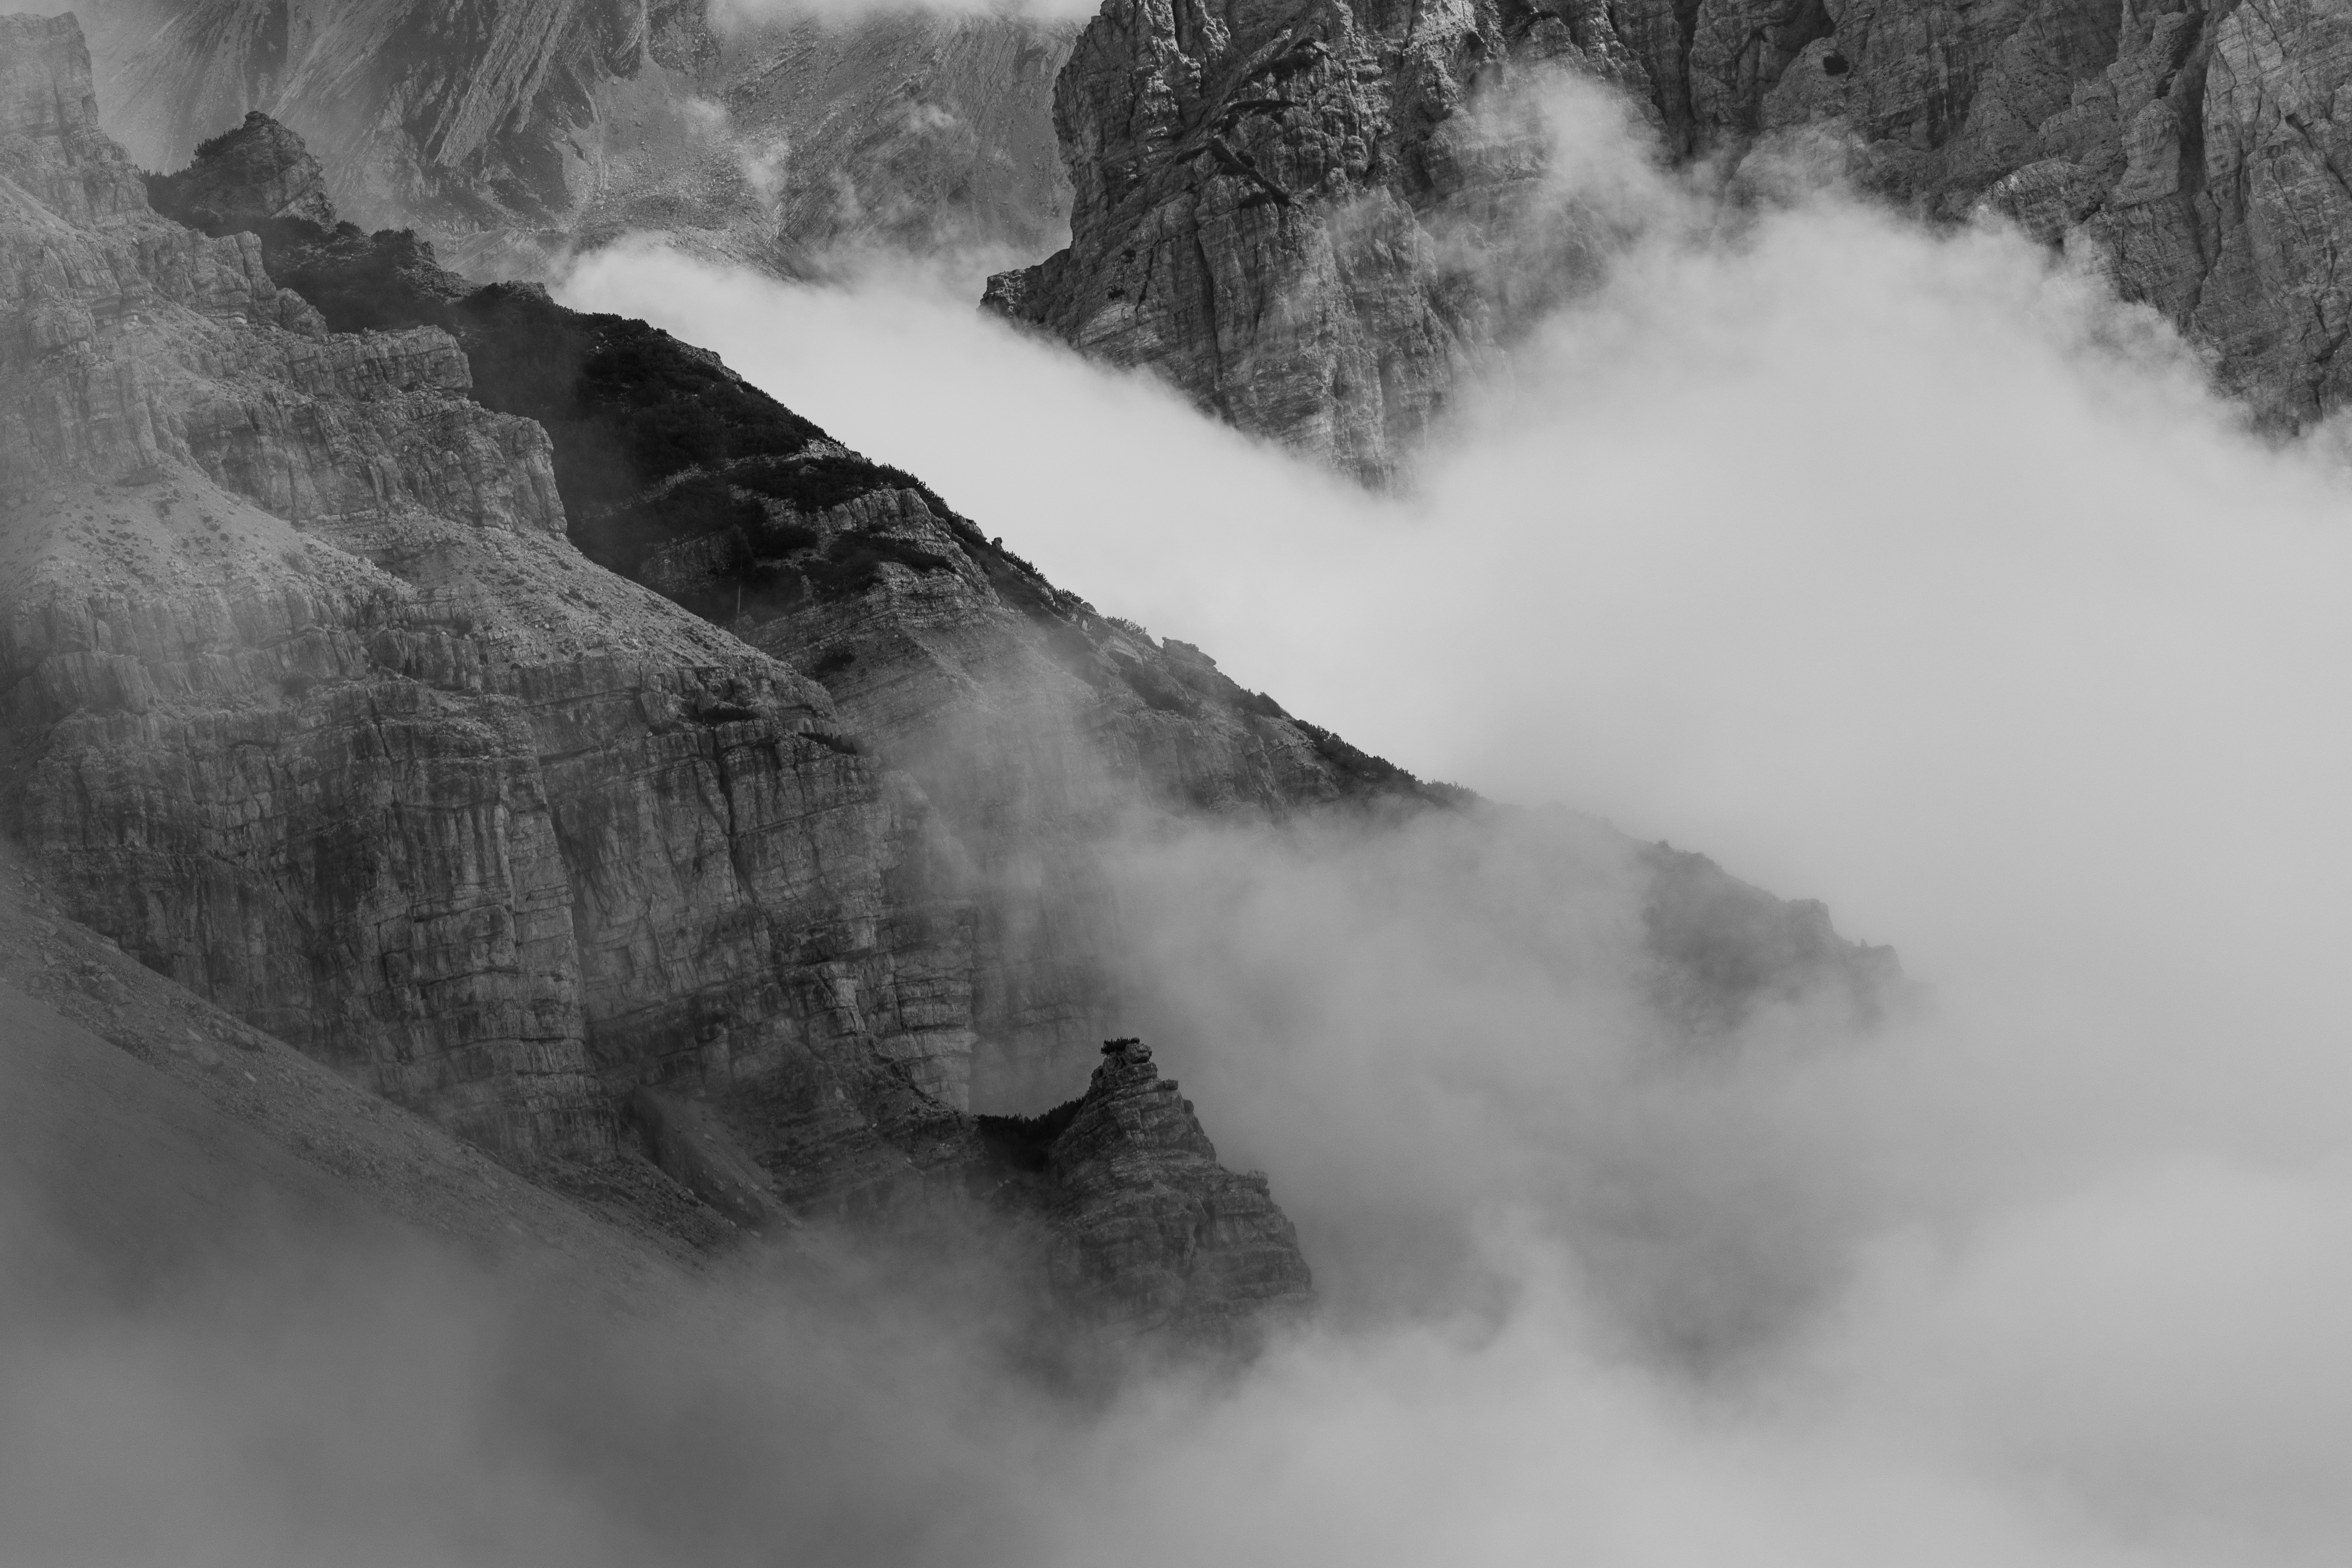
0, 13, 1310, 1339
1716, 0, 2352, 424
1008, 0, 2352, 452
68, 0, 1075, 282
977, 1040, 1311, 1341
985, 0, 1664, 485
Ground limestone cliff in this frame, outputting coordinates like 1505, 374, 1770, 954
68, 0, 1075, 281
985, 0, 1662, 485
0, 11, 1309, 1336
997, 0, 2352, 466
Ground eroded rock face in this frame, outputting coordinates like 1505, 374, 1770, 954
71, 0, 1076, 282
985, 0, 1666, 486
1011, 0, 2352, 449
978, 1039, 1312, 1342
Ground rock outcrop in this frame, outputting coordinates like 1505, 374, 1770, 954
977, 1040, 1310, 1342
0, 11, 1309, 1338
70, 0, 1076, 281
1753, 0, 2352, 427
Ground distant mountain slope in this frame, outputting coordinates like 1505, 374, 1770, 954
69, 0, 1074, 279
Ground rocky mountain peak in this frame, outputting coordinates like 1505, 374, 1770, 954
144, 107, 334, 235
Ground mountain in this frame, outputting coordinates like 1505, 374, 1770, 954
991, 0, 2352, 476
3, 10, 1896, 1344
66, 0, 1076, 280
1, 11, 1308, 1344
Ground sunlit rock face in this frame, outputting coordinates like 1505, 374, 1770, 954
69, 0, 1076, 280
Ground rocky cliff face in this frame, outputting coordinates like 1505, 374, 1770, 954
0, 10, 1310, 1338
1753, 0, 2352, 427
68, 0, 1075, 282
998, 0, 2352, 469
142, 106, 1465, 1115
986, 0, 1660, 485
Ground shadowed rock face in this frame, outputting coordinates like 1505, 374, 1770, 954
70, 0, 1077, 281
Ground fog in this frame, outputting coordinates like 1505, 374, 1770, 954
6, 63, 2351, 1568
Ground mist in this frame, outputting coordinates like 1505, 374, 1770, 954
5, 59, 2349, 1568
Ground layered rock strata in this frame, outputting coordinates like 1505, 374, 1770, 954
1, 12, 1310, 1334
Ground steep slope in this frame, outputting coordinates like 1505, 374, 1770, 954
145, 106, 1463, 1115
68, 0, 1075, 281
998, 0, 2352, 469
0, 11, 1308, 1339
